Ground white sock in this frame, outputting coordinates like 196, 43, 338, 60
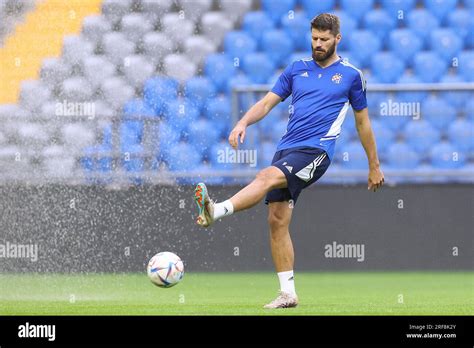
213, 200, 234, 220
278, 270, 296, 296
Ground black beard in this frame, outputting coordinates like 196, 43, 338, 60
312, 41, 336, 62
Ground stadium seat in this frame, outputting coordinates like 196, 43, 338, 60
61, 123, 95, 153
458, 51, 474, 82
407, 9, 439, 48
340, 0, 374, 21
120, 120, 143, 149
187, 118, 221, 158
260, 141, 276, 168
82, 55, 116, 90
440, 74, 470, 109
261, 30, 294, 68
204, 96, 232, 137
447, 119, 474, 152
338, 141, 367, 169
379, 0, 416, 18
161, 13, 195, 48
17, 122, 49, 146
163, 100, 199, 134
100, 77, 135, 111
363, 9, 396, 42
387, 142, 420, 169
396, 74, 428, 104
177, 0, 213, 22
121, 143, 145, 184
81, 144, 113, 181
163, 54, 197, 82
59, 77, 93, 103
217, 0, 253, 24
281, 11, 309, 51
242, 52, 276, 84
424, 0, 457, 23
421, 96, 457, 130
204, 54, 237, 92
377, 97, 411, 132
429, 29, 462, 61
19, 80, 51, 112
120, 14, 153, 43
371, 52, 405, 83
143, 77, 179, 115
285, 51, 312, 67
242, 11, 274, 46
224, 31, 257, 61
262, 0, 296, 25
82, 15, 112, 45
183, 35, 217, 66
40, 58, 71, 90
201, 11, 233, 47
413, 52, 448, 83
302, 0, 335, 16
143, 32, 176, 67
447, 9, 472, 47
184, 77, 217, 111
101, 0, 133, 25
430, 142, 465, 169
369, 119, 394, 154
329, 10, 357, 51
389, 29, 423, 66
348, 31, 381, 68
224, 72, 251, 95
102, 32, 136, 66
338, 51, 361, 70
62, 35, 95, 66
157, 121, 180, 159
209, 140, 235, 171
123, 55, 155, 89
165, 141, 202, 171
141, 0, 174, 25
465, 99, 474, 120
404, 120, 440, 154
123, 99, 157, 119
270, 119, 288, 144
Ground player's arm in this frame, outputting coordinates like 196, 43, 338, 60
229, 91, 281, 149
354, 107, 384, 191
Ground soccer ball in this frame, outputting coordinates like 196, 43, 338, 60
147, 252, 184, 288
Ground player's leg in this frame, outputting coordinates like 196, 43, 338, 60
263, 201, 299, 309
194, 166, 287, 227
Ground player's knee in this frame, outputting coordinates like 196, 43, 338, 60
255, 167, 282, 190
268, 210, 290, 232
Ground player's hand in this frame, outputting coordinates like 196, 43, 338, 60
228, 122, 247, 149
368, 166, 384, 192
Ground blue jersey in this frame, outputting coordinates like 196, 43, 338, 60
271, 56, 367, 160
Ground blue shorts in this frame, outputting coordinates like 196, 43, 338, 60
265, 147, 331, 205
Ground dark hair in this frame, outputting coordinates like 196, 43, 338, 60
310, 13, 340, 36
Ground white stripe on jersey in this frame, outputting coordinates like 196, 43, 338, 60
323, 101, 350, 139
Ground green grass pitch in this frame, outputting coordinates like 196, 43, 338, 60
1, 272, 472, 315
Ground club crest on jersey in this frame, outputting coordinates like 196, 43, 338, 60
331, 73, 342, 84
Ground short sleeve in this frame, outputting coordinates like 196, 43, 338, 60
349, 71, 367, 111
271, 63, 293, 101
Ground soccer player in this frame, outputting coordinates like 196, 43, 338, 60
194, 13, 384, 308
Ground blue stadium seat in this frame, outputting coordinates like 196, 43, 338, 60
387, 142, 420, 169
404, 120, 440, 154
204, 54, 237, 93
371, 52, 405, 83
209, 140, 235, 171
184, 77, 217, 112
465, 99, 474, 120
340, 0, 374, 21
366, 92, 390, 117
281, 11, 309, 51
261, 30, 294, 68
429, 29, 462, 61
389, 29, 423, 66
301, 0, 335, 16
330, 10, 357, 51
421, 96, 457, 130
380, 0, 416, 18
447, 9, 472, 47
262, 0, 296, 25
338, 141, 367, 169
122, 144, 144, 184
204, 96, 232, 137
270, 119, 288, 143
242, 52, 276, 84
370, 119, 395, 154
157, 121, 180, 160
123, 99, 157, 119
430, 142, 466, 169
260, 141, 276, 168
424, 0, 457, 23
458, 51, 474, 82
223, 31, 257, 61
440, 74, 470, 109
242, 11, 274, 46
120, 120, 143, 150
363, 9, 396, 42
377, 97, 411, 132
338, 51, 361, 70
187, 118, 221, 158
81, 145, 113, 184
413, 52, 447, 83
447, 119, 474, 152
349, 31, 381, 68
407, 9, 439, 48
285, 51, 312, 67
163, 100, 199, 134
396, 74, 428, 103
143, 77, 179, 115
165, 141, 203, 171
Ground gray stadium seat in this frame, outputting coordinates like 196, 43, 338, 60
217, 0, 253, 24
93, 100, 116, 118
42, 145, 76, 177
120, 13, 153, 43
82, 55, 116, 89
183, 35, 216, 66
81, 15, 112, 45
163, 54, 197, 82
177, 0, 213, 22
59, 77, 94, 103
19, 80, 52, 111
123, 54, 155, 89
17, 122, 50, 145
40, 57, 72, 89
62, 35, 95, 66
161, 13, 195, 47
141, 0, 174, 25
100, 77, 135, 110
101, 0, 133, 25
61, 123, 96, 151
143, 32, 176, 67
201, 11, 233, 46
102, 32, 136, 66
